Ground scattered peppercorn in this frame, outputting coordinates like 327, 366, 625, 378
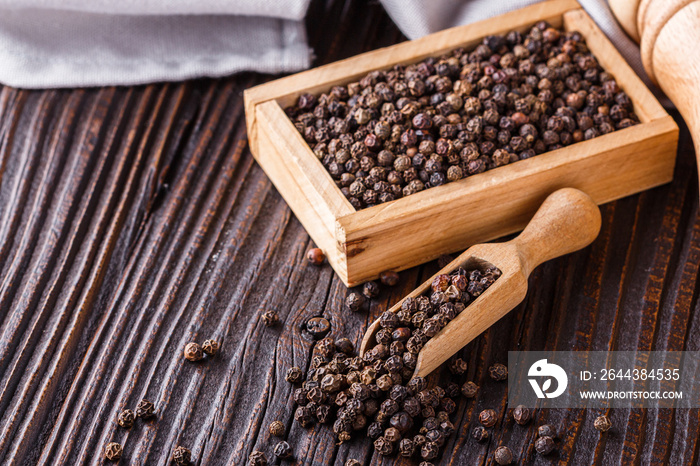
248, 450, 268, 465
489, 363, 508, 381
184, 342, 204, 362
513, 405, 531, 425
535, 436, 555, 455
286, 366, 303, 383
305, 316, 331, 339
461, 381, 479, 398
286, 24, 638, 210
289, 264, 501, 460
117, 409, 135, 429
135, 399, 155, 419
172, 446, 191, 465
269, 420, 285, 437
273, 441, 292, 459
448, 357, 467, 375
202, 339, 219, 356
494, 446, 514, 465
472, 426, 489, 442
380, 270, 400, 286
363, 281, 380, 299
105, 442, 122, 461
594, 415, 612, 432
307, 248, 325, 265
345, 292, 365, 312
335, 337, 354, 354
538, 424, 556, 438
479, 409, 498, 428
261, 310, 279, 327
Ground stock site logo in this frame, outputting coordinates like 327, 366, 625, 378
528, 359, 568, 399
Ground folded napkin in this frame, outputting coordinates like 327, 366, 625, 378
0, 0, 312, 88
0, 0, 651, 91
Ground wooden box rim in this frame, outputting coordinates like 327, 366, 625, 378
244, 0, 678, 286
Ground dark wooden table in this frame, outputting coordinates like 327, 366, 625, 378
1, 1, 699, 464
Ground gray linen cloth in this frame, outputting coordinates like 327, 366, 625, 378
0, 0, 649, 89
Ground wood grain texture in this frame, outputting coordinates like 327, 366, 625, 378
0, 1, 698, 465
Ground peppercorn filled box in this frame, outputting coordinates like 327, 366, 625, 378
244, 0, 677, 287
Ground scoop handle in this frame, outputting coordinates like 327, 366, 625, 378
510, 188, 601, 276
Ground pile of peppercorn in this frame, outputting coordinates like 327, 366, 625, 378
287, 265, 501, 462
285, 21, 639, 210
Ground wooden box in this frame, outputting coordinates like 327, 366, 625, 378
244, 0, 678, 287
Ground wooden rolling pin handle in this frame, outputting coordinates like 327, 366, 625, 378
510, 188, 602, 276
651, 2, 700, 177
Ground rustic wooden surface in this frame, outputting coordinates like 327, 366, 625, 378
0, 1, 698, 464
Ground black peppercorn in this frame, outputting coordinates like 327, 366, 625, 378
345, 292, 365, 312
363, 281, 380, 299
184, 342, 204, 362
295, 406, 313, 427
335, 337, 354, 355
293, 388, 309, 406
479, 409, 498, 428
307, 247, 325, 265
472, 426, 489, 443
374, 436, 394, 456
249, 450, 268, 466
367, 421, 384, 439
494, 446, 514, 465
117, 409, 135, 429
421, 441, 440, 460
513, 405, 531, 425
398, 437, 416, 457
594, 415, 612, 432
269, 420, 285, 437
273, 441, 292, 459
535, 436, 555, 455
380, 270, 400, 286
440, 397, 456, 414
135, 399, 155, 419
448, 358, 467, 375
105, 442, 122, 461
538, 424, 556, 438
173, 446, 191, 465
379, 311, 400, 329
261, 310, 279, 327
286, 366, 303, 383
201, 339, 219, 356
489, 363, 508, 381
390, 411, 414, 434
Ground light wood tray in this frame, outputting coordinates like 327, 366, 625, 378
244, 0, 678, 287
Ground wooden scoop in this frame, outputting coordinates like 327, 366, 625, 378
359, 188, 601, 378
